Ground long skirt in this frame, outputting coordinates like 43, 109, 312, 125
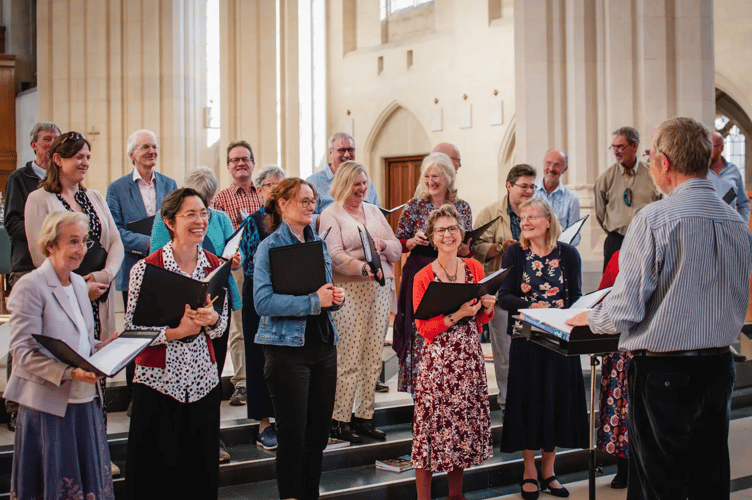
11, 399, 114, 500
598, 351, 632, 458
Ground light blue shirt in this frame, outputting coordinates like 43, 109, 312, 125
707, 159, 750, 222
589, 178, 752, 352
306, 164, 380, 228
30, 161, 46, 180
534, 179, 581, 246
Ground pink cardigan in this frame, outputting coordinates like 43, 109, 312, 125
319, 202, 401, 285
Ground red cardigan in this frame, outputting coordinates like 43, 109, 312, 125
412, 257, 493, 343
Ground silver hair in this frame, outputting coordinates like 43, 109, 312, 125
254, 164, 286, 187
29, 122, 61, 143
126, 129, 158, 155
328, 132, 355, 149
38, 212, 89, 257
184, 166, 219, 204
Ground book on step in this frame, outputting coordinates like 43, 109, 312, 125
131, 259, 233, 328
414, 267, 511, 320
375, 455, 413, 472
33, 329, 160, 378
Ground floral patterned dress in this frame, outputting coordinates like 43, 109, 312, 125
411, 262, 492, 471
500, 246, 589, 453
393, 197, 472, 394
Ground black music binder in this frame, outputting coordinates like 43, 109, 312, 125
127, 215, 156, 236
465, 216, 501, 244
269, 240, 327, 296
358, 226, 385, 286
414, 267, 511, 320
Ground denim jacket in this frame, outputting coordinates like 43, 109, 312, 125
253, 220, 341, 346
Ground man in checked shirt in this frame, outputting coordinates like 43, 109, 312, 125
212, 140, 263, 407
568, 117, 752, 500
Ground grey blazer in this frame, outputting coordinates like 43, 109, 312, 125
4, 259, 99, 417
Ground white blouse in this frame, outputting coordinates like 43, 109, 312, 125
124, 243, 228, 403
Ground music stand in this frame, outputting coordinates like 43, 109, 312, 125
513, 317, 620, 500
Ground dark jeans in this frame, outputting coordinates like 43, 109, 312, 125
627, 353, 734, 500
243, 279, 274, 420
263, 341, 337, 500
603, 231, 624, 271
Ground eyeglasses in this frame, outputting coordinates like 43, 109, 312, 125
609, 143, 633, 152
434, 225, 460, 236
262, 181, 280, 188
229, 157, 254, 165
299, 198, 317, 208
624, 188, 633, 207
67, 238, 95, 250
176, 210, 210, 222
334, 148, 355, 155
512, 183, 536, 191
519, 215, 546, 223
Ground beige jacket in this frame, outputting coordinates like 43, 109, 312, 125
473, 195, 514, 276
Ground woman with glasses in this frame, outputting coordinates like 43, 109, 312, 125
253, 178, 344, 500
319, 161, 401, 442
6, 212, 118, 500
498, 198, 588, 500
124, 188, 228, 499
411, 204, 494, 500
394, 152, 472, 394
24, 131, 124, 475
239, 164, 285, 450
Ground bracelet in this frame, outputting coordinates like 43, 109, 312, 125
446, 313, 456, 325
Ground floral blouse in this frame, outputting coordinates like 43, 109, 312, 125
395, 197, 473, 241
125, 242, 229, 403
520, 246, 565, 309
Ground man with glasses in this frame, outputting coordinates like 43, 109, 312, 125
534, 149, 581, 245
211, 140, 264, 409
707, 131, 750, 222
3, 121, 60, 431
307, 132, 380, 229
594, 127, 662, 269
473, 164, 537, 410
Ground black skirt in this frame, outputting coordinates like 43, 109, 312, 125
500, 337, 589, 453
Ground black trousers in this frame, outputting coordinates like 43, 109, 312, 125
263, 341, 337, 500
603, 231, 624, 271
243, 279, 274, 420
125, 383, 221, 500
627, 353, 734, 500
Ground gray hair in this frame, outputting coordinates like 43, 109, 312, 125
38, 212, 89, 257
652, 117, 712, 177
126, 129, 158, 155
254, 164, 286, 187
184, 166, 219, 206
415, 152, 458, 202
328, 132, 355, 149
30, 122, 61, 143
613, 126, 639, 145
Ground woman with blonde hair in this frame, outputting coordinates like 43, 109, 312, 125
393, 152, 473, 394
320, 161, 401, 442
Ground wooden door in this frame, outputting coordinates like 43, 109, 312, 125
0, 56, 16, 195
385, 155, 425, 294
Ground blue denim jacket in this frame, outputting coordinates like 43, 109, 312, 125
253, 220, 341, 346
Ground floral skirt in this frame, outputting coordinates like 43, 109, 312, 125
411, 319, 492, 471
11, 399, 114, 500
598, 351, 633, 458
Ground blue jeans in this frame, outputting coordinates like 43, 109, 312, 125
627, 353, 734, 500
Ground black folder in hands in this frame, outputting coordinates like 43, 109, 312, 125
32, 330, 160, 378
131, 260, 231, 328
465, 216, 501, 244
379, 204, 406, 217
269, 241, 327, 296
222, 225, 245, 259
558, 214, 589, 244
358, 226, 385, 286
127, 215, 156, 236
414, 267, 511, 320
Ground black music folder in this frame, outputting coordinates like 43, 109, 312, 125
558, 214, 589, 244
33, 330, 160, 378
379, 203, 406, 217
465, 216, 500, 244
222, 225, 245, 259
269, 240, 327, 296
723, 187, 737, 204
358, 226, 385, 286
127, 215, 156, 236
414, 267, 511, 320
131, 260, 231, 328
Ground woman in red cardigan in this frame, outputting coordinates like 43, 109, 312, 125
411, 204, 496, 500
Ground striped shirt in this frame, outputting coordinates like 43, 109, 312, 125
588, 178, 752, 352
534, 180, 581, 245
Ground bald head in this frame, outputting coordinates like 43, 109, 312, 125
710, 131, 724, 164
542, 149, 568, 193
432, 143, 461, 170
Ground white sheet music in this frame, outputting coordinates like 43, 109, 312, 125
222, 226, 245, 259
558, 215, 589, 244
87, 337, 153, 375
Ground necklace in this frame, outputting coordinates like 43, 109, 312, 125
437, 257, 458, 282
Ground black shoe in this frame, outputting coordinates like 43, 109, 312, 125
7, 411, 16, 432
331, 419, 363, 443
611, 457, 628, 489
541, 476, 569, 498
375, 380, 389, 393
352, 416, 386, 440
520, 479, 539, 500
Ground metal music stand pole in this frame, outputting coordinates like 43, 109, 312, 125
588, 354, 600, 500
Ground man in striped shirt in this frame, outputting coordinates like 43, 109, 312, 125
569, 117, 752, 499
